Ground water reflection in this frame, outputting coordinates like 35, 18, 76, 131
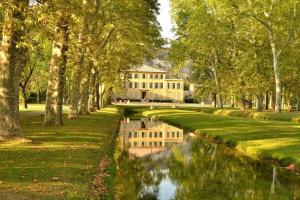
119, 118, 184, 157
115, 119, 300, 200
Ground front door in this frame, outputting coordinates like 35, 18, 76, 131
141, 91, 147, 99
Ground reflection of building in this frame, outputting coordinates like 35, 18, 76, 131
119, 119, 184, 157
113, 65, 184, 103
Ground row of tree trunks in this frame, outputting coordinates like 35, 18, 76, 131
44, 14, 69, 126
79, 62, 92, 115
0, 1, 28, 137
88, 68, 97, 112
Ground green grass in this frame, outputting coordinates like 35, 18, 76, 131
143, 109, 300, 169
0, 105, 121, 200
213, 109, 300, 122
179, 106, 300, 122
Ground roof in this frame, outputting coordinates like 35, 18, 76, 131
129, 65, 167, 73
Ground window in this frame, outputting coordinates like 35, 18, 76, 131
154, 142, 157, 146
154, 132, 157, 138
142, 142, 145, 147
172, 132, 175, 138
142, 82, 146, 89
155, 74, 158, 79
150, 74, 153, 79
155, 83, 159, 89
177, 131, 180, 138
142, 74, 146, 79
159, 132, 163, 137
128, 74, 132, 79
160, 83, 164, 89
150, 83, 153, 88
129, 82, 133, 88
142, 132, 145, 138
160, 74, 164, 79
128, 132, 132, 138
134, 74, 138, 79
167, 83, 170, 89
177, 83, 181, 89
149, 132, 152, 138
167, 132, 170, 138
134, 82, 139, 88
134, 132, 138, 138
159, 142, 163, 146
172, 83, 176, 89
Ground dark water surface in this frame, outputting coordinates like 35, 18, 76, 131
114, 118, 300, 200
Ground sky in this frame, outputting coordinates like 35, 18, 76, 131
157, 0, 175, 39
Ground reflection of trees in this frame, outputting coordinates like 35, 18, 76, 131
114, 138, 164, 200
168, 140, 300, 200
114, 137, 300, 200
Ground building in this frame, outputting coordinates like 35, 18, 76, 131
119, 119, 184, 157
113, 65, 184, 103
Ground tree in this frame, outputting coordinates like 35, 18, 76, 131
44, 11, 70, 126
0, 0, 29, 137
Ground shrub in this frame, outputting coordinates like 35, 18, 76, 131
279, 157, 296, 167
214, 135, 224, 143
225, 139, 238, 148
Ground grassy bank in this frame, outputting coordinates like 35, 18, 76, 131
143, 109, 300, 170
179, 107, 300, 123
0, 105, 121, 200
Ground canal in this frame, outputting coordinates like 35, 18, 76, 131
114, 117, 300, 200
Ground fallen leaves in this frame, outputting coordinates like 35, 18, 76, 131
90, 156, 111, 198
50, 177, 60, 181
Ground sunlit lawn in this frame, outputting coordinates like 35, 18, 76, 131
0, 104, 120, 200
143, 109, 300, 168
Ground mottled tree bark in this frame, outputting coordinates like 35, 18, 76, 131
0, 1, 28, 138
79, 62, 92, 115
257, 94, 264, 112
68, 32, 85, 119
44, 15, 69, 126
88, 68, 96, 112
211, 93, 217, 108
265, 92, 269, 110
212, 54, 223, 109
95, 82, 100, 110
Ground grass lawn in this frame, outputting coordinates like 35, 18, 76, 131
179, 106, 300, 122
0, 104, 121, 200
143, 109, 300, 169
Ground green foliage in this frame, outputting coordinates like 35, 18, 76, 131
169, 0, 300, 110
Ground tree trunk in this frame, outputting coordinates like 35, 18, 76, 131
211, 93, 217, 108
230, 96, 235, 108
241, 96, 246, 111
271, 92, 276, 111
37, 91, 42, 104
95, 82, 100, 110
265, 92, 269, 110
0, 2, 28, 137
79, 62, 92, 115
44, 15, 69, 126
69, 0, 89, 118
21, 87, 28, 109
212, 54, 223, 109
288, 94, 296, 112
68, 30, 85, 119
257, 94, 264, 112
88, 68, 96, 112
270, 37, 282, 113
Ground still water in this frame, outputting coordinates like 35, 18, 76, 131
114, 118, 300, 200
